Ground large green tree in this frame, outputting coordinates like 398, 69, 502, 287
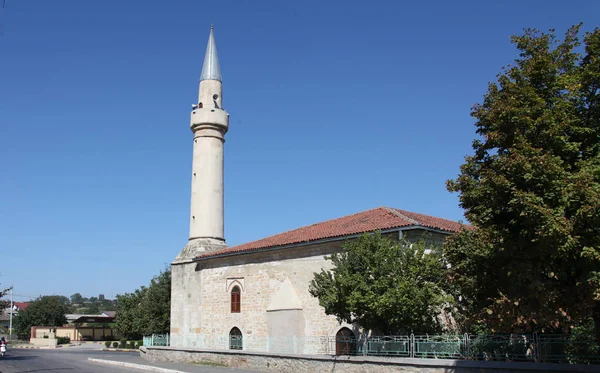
139, 268, 171, 335
70, 293, 84, 304
115, 267, 171, 339
309, 232, 453, 334
114, 287, 147, 339
445, 24, 600, 336
13, 296, 68, 339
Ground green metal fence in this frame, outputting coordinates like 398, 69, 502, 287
144, 332, 599, 364
413, 335, 463, 359
364, 335, 410, 356
143, 333, 170, 347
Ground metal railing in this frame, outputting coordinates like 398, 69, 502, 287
143, 333, 170, 347
412, 334, 463, 359
144, 332, 599, 364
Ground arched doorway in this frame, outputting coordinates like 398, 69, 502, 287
335, 327, 356, 356
229, 327, 243, 350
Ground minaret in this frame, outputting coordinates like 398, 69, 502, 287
175, 26, 229, 262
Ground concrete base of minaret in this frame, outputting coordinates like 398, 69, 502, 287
173, 238, 227, 263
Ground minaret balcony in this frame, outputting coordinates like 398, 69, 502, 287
190, 107, 229, 133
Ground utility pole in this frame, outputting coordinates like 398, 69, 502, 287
9, 287, 13, 336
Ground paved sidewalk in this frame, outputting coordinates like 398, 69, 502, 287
88, 352, 257, 373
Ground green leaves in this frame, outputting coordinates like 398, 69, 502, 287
114, 267, 171, 339
0, 283, 11, 310
13, 296, 69, 338
309, 232, 452, 334
446, 24, 600, 335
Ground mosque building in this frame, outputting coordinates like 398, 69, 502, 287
170, 27, 465, 355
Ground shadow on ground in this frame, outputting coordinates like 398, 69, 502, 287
13, 369, 74, 373
0, 355, 39, 361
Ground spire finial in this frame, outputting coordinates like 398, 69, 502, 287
200, 26, 222, 82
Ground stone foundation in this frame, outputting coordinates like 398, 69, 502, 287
140, 346, 599, 373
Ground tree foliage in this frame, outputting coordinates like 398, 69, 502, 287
115, 267, 171, 339
70, 293, 83, 304
445, 24, 600, 335
309, 232, 452, 334
0, 283, 11, 309
13, 296, 68, 339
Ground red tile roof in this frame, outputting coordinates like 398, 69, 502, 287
14, 302, 29, 310
196, 207, 469, 259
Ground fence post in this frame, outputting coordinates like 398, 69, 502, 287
533, 332, 539, 362
410, 333, 415, 358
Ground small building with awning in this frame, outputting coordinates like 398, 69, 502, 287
66, 314, 115, 325
32, 313, 118, 341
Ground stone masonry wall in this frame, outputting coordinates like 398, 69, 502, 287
170, 229, 447, 352
141, 346, 597, 373
170, 261, 202, 348
196, 239, 351, 354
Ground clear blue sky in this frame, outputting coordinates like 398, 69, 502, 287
1, 0, 598, 301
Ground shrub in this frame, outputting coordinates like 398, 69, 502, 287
42, 335, 49, 339
112, 341, 119, 348
104, 341, 112, 348
564, 319, 599, 364
137, 340, 143, 348
119, 339, 128, 348
127, 341, 135, 349
56, 336, 70, 345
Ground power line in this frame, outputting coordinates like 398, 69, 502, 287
7, 293, 38, 300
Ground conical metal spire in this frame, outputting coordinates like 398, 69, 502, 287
200, 25, 222, 82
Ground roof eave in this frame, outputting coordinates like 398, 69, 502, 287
193, 225, 457, 262
398, 225, 461, 235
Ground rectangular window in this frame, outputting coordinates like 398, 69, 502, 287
231, 291, 240, 313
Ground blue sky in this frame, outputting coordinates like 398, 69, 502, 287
1, 0, 598, 300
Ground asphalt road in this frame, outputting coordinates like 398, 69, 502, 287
0, 346, 138, 373
0, 345, 256, 373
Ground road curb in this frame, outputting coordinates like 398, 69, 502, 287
88, 358, 187, 373
12, 343, 80, 349
102, 348, 139, 352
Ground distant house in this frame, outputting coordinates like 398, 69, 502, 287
65, 313, 115, 325
0, 302, 29, 331
31, 312, 118, 341
100, 311, 116, 318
